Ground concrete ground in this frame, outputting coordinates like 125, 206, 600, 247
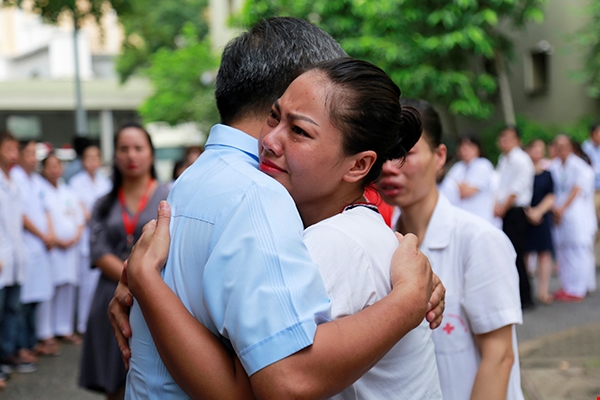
2, 272, 599, 399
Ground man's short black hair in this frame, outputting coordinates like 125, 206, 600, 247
215, 17, 347, 125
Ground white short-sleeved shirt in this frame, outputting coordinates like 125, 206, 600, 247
126, 125, 331, 399
442, 158, 496, 223
43, 179, 85, 286
304, 206, 441, 399
496, 146, 534, 207
393, 194, 524, 400
69, 170, 112, 257
0, 168, 26, 288
11, 166, 54, 303
550, 154, 595, 245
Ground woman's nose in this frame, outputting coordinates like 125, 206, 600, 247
261, 128, 283, 156
381, 160, 400, 175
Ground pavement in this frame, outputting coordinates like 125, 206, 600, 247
518, 270, 600, 400
1, 272, 599, 399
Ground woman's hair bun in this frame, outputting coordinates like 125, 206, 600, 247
387, 105, 422, 161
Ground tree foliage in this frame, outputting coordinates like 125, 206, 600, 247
2, 0, 132, 26
575, 0, 600, 99
237, 0, 546, 119
114, 0, 209, 82
137, 23, 219, 127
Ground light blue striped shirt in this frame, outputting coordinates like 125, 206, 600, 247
126, 124, 331, 399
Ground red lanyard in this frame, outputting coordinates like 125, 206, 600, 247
118, 179, 155, 248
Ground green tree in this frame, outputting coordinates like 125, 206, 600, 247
137, 22, 219, 127
575, 0, 600, 99
2, 0, 131, 26
115, 0, 210, 82
237, 0, 546, 121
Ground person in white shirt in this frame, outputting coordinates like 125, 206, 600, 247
550, 135, 595, 301
377, 99, 524, 400
581, 122, 600, 266
39, 153, 85, 345
0, 132, 29, 384
494, 126, 535, 309
68, 145, 112, 336
112, 58, 444, 399
11, 140, 55, 360
441, 134, 496, 223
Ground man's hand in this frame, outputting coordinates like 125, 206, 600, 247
426, 273, 445, 329
109, 267, 134, 369
389, 233, 434, 328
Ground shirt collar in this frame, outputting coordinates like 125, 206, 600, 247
205, 124, 260, 162
421, 193, 453, 250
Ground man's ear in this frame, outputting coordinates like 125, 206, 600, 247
343, 151, 377, 183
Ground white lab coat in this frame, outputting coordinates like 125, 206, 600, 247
392, 194, 524, 400
68, 170, 111, 333
442, 157, 496, 223
11, 166, 54, 303
0, 168, 26, 288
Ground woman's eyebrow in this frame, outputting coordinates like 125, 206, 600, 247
274, 99, 319, 127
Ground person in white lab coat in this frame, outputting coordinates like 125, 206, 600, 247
551, 135, 595, 301
0, 132, 29, 385
377, 99, 524, 400
440, 135, 496, 223
69, 145, 111, 335
39, 153, 85, 344
11, 140, 55, 360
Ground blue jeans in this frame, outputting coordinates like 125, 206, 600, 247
0, 285, 22, 360
18, 302, 38, 351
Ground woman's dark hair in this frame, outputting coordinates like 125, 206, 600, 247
97, 121, 157, 219
400, 98, 442, 149
307, 58, 422, 186
458, 133, 484, 158
41, 151, 57, 169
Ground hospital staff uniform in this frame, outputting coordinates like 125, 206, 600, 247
68, 170, 111, 334
304, 205, 441, 399
442, 157, 496, 223
10, 166, 53, 350
38, 179, 84, 339
551, 154, 595, 298
392, 194, 524, 400
0, 169, 26, 362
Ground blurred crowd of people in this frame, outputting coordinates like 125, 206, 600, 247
440, 125, 600, 307
0, 125, 200, 393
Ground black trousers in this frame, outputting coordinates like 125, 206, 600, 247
503, 207, 534, 308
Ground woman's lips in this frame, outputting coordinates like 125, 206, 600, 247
259, 158, 286, 174
378, 182, 403, 198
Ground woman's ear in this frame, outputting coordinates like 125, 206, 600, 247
343, 151, 377, 183
435, 144, 447, 172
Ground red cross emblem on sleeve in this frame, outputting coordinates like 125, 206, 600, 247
442, 322, 455, 335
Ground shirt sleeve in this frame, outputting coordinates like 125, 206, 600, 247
303, 222, 379, 320
462, 226, 523, 335
200, 183, 332, 376
505, 154, 533, 201
465, 159, 493, 191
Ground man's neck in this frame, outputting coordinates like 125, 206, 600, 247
229, 116, 268, 139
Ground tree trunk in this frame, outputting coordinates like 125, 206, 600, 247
495, 50, 516, 127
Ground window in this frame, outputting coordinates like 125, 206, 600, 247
7, 115, 42, 140
524, 40, 552, 96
